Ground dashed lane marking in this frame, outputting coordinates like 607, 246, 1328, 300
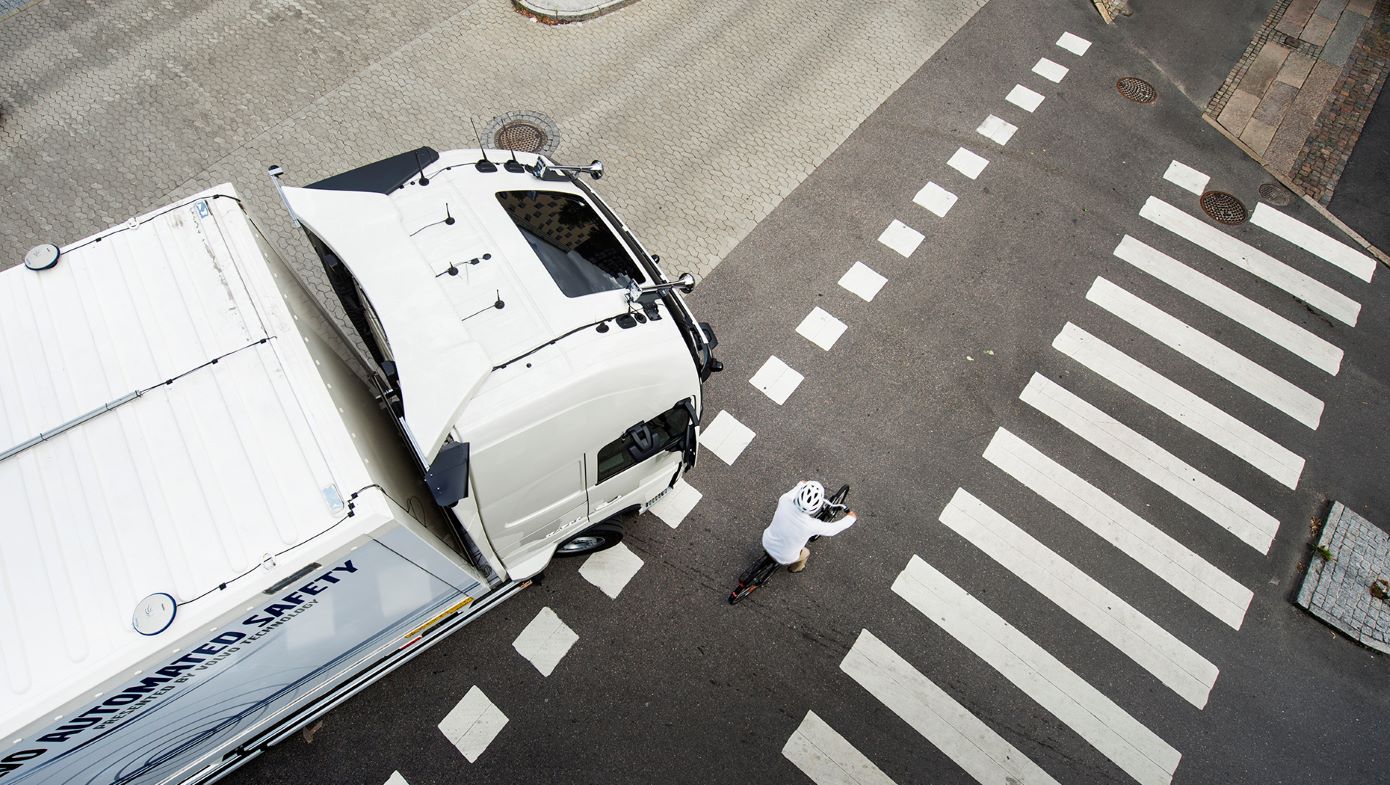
1057, 32, 1092, 55
1087, 277, 1324, 429
782, 711, 899, 785
1006, 84, 1045, 112
438, 686, 508, 763
839, 262, 888, 302
797, 306, 849, 350
985, 427, 1253, 630
578, 542, 644, 599
912, 181, 958, 217
1249, 203, 1377, 282
1053, 322, 1305, 489
893, 557, 1181, 785
878, 219, 924, 257
841, 629, 1062, 785
1113, 235, 1342, 375
511, 607, 579, 677
1141, 196, 1361, 326
976, 114, 1018, 146
1021, 373, 1279, 553
751, 355, 805, 405
1162, 160, 1210, 196
1032, 57, 1068, 82
947, 147, 989, 180
941, 489, 1219, 708
648, 478, 701, 528
700, 410, 756, 465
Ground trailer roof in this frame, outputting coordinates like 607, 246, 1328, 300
0, 187, 381, 739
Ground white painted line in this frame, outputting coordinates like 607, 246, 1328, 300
878, 219, 924, 258
841, 629, 1062, 785
1250, 203, 1377, 282
1021, 373, 1279, 553
839, 262, 888, 302
578, 541, 644, 599
941, 488, 1219, 708
796, 306, 849, 351
1087, 277, 1324, 429
438, 686, 508, 763
647, 478, 701, 528
947, 147, 989, 180
782, 711, 899, 785
511, 606, 578, 677
700, 410, 755, 465
1114, 235, 1342, 375
1054, 322, 1305, 488
893, 557, 1181, 785
385, 773, 409, 785
1162, 160, 1210, 196
1141, 196, 1361, 326
913, 181, 958, 217
976, 114, 1018, 146
1032, 57, 1069, 82
750, 355, 804, 405
1057, 32, 1092, 55
1006, 84, 1045, 112
984, 427, 1254, 630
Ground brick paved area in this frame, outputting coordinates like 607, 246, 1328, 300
0, 0, 987, 306
1297, 502, 1390, 654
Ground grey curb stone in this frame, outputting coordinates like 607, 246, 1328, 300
1295, 502, 1390, 654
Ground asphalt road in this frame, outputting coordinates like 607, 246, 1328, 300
225, 1, 1390, 784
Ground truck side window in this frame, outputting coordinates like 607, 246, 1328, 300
595, 402, 692, 483
495, 190, 645, 297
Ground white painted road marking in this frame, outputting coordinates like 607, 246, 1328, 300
839, 262, 888, 302
797, 306, 849, 350
1021, 374, 1279, 553
894, 557, 1181, 785
1087, 277, 1324, 429
1057, 32, 1092, 55
985, 428, 1253, 630
700, 410, 756, 465
1114, 234, 1342, 375
976, 114, 1018, 146
1054, 323, 1305, 488
1141, 196, 1361, 326
438, 686, 508, 763
578, 542, 644, 599
1162, 160, 1210, 195
913, 181, 958, 217
648, 478, 701, 528
948, 147, 989, 180
941, 489, 1219, 708
751, 355, 805, 405
385, 773, 409, 785
511, 607, 578, 677
1032, 57, 1069, 82
879, 219, 924, 257
1250, 203, 1377, 282
1006, 84, 1045, 112
841, 629, 1062, 785
782, 711, 899, 785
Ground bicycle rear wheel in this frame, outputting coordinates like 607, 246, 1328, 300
728, 553, 778, 604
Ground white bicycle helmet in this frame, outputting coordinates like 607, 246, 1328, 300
794, 481, 826, 514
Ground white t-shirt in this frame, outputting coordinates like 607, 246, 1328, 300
761, 482, 857, 565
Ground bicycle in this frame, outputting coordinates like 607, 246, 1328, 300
727, 484, 850, 605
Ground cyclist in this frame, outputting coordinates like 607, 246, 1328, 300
762, 480, 857, 574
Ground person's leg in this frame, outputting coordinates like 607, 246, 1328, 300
788, 547, 810, 573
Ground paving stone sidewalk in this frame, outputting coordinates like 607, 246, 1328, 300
1297, 502, 1390, 654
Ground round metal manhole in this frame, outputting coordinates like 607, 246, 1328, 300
1116, 76, 1157, 103
1200, 190, 1249, 225
495, 121, 546, 153
1258, 182, 1296, 207
482, 111, 561, 156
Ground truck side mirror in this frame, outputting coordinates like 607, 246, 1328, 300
425, 441, 471, 507
624, 422, 662, 462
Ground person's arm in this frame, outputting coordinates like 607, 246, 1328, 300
813, 511, 857, 538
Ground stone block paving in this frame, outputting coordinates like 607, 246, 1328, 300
0, 0, 988, 311
1296, 502, 1390, 654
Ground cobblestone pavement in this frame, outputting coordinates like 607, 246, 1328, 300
0, 0, 987, 309
1297, 502, 1390, 654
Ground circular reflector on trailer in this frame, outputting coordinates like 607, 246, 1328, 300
132, 592, 177, 636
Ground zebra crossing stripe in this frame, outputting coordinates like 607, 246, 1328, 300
941, 488, 1219, 708
841, 629, 1062, 785
893, 557, 1181, 785
984, 428, 1253, 630
782, 711, 899, 785
1053, 322, 1305, 489
1249, 203, 1376, 283
1086, 277, 1324, 429
1113, 235, 1342, 375
1140, 197, 1360, 326
1021, 374, 1279, 553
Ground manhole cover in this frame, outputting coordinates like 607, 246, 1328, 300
1258, 182, 1296, 207
482, 111, 561, 157
1200, 190, 1249, 225
1116, 76, 1157, 103
495, 121, 546, 153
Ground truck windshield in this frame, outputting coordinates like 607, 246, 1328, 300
496, 190, 645, 298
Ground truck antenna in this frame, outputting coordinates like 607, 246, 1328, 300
413, 150, 431, 186
504, 146, 525, 174
471, 119, 498, 173
444, 203, 455, 225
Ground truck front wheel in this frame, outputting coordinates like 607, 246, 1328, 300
555, 521, 625, 556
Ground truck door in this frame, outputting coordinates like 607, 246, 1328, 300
587, 400, 693, 522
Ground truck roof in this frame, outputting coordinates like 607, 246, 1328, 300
0, 186, 388, 740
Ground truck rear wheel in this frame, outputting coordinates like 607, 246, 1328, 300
555, 521, 625, 556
